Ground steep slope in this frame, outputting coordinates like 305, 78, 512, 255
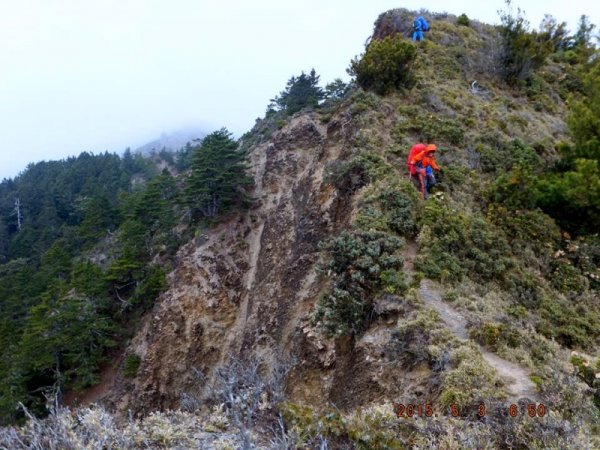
93, 8, 599, 447
113, 115, 344, 412
111, 111, 440, 415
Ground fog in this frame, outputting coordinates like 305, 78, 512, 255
1, 0, 598, 179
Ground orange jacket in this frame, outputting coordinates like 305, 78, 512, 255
410, 150, 439, 171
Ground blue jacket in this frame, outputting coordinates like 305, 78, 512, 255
414, 16, 429, 32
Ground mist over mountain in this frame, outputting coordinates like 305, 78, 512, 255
133, 127, 207, 155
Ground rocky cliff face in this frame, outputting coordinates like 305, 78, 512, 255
112, 102, 446, 416
112, 114, 354, 413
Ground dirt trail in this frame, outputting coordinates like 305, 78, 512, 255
411, 255, 538, 401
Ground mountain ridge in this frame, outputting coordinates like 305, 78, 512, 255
1, 6, 599, 448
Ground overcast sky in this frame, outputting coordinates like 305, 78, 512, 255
1, 1, 598, 179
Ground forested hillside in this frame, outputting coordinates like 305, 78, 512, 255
0, 131, 251, 425
0, 4, 599, 449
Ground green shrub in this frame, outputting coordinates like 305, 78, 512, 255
438, 165, 468, 187
386, 309, 445, 369
536, 296, 600, 348
457, 14, 470, 27
440, 345, 505, 410
506, 271, 544, 308
487, 204, 561, 257
507, 304, 528, 319
560, 235, 600, 290
325, 153, 392, 194
477, 139, 540, 174
497, 2, 552, 86
415, 200, 512, 282
355, 179, 421, 237
349, 35, 417, 95
348, 90, 381, 116
123, 354, 141, 378
488, 165, 538, 209
549, 259, 587, 295
570, 355, 596, 387
535, 158, 600, 235
470, 322, 520, 351
312, 230, 405, 336
393, 115, 465, 146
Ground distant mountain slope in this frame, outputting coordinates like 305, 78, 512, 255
134, 128, 206, 155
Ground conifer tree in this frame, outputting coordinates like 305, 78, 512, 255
184, 129, 253, 220
271, 69, 324, 115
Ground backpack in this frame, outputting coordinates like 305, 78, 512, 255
419, 17, 430, 32
407, 143, 426, 175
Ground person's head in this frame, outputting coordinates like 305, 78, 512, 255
426, 143, 437, 155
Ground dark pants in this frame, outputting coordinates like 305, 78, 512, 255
424, 173, 436, 198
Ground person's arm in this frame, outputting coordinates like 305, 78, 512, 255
410, 157, 426, 174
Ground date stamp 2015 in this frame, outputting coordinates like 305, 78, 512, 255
393, 402, 547, 418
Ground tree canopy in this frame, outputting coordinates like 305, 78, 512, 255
184, 128, 253, 220
270, 69, 325, 115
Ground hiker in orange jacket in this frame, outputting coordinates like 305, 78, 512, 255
408, 143, 440, 199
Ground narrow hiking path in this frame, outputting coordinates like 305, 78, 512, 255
404, 240, 538, 401
420, 280, 538, 401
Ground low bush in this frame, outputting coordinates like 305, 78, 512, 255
506, 270, 545, 308
476, 139, 540, 174
487, 204, 561, 257
386, 309, 450, 370
281, 402, 404, 450
348, 90, 382, 116
487, 165, 539, 209
349, 34, 417, 95
312, 230, 405, 336
415, 200, 512, 282
439, 345, 505, 411
469, 321, 520, 351
0, 404, 241, 449
457, 13, 470, 27
325, 153, 392, 194
561, 235, 600, 290
536, 295, 600, 348
550, 259, 588, 295
355, 179, 421, 237
393, 114, 465, 145
571, 354, 597, 387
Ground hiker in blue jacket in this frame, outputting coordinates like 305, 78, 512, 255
412, 16, 430, 41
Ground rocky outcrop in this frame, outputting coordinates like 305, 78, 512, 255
111, 114, 359, 414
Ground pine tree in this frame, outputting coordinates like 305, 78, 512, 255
271, 69, 325, 115
184, 129, 253, 220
